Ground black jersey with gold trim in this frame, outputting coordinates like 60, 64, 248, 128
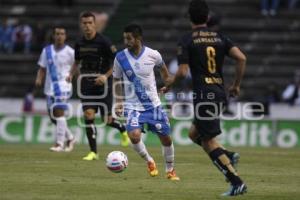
177, 27, 235, 102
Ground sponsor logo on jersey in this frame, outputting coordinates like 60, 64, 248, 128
126, 70, 133, 77
134, 62, 140, 69
79, 47, 98, 52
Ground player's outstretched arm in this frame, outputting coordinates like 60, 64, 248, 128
228, 47, 247, 97
160, 64, 174, 86
35, 67, 46, 87
113, 77, 124, 117
161, 63, 189, 93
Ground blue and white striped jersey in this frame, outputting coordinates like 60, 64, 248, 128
113, 46, 164, 111
38, 44, 74, 96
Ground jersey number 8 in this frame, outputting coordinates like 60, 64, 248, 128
206, 46, 216, 74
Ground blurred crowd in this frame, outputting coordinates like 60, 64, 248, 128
0, 18, 48, 54
0, 1, 75, 54
260, 0, 299, 16
0, 11, 108, 55
0, 18, 32, 54
1, 0, 298, 55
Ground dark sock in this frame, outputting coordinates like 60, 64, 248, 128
141, 127, 146, 134
107, 120, 126, 133
85, 119, 97, 153
209, 147, 243, 186
50, 118, 57, 125
222, 149, 235, 161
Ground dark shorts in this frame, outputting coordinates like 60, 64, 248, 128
80, 78, 112, 116
193, 102, 223, 142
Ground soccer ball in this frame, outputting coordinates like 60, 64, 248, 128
106, 151, 128, 173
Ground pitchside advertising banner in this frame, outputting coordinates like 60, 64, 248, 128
0, 114, 299, 148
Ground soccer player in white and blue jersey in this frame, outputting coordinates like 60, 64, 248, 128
35, 27, 75, 152
113, 24, 179, 180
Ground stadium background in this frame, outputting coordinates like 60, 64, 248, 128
0, 0, 299, 148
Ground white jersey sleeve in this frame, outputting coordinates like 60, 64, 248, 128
68, 47, 75, 66
153, 50, 164, 68
113, 58, 123, 78
38, 48, 47, 68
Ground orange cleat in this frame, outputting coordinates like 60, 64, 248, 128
147, 161, 158, 177
166, 169, 180, 181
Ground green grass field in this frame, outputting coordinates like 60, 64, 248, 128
0, 144, 300, 200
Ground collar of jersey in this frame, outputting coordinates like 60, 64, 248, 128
52, 44, 66, 53
128, 46, 145, 60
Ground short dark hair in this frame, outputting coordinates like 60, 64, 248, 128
188, 0, 209, 25
80, 11, 96, 21
52, 26, 66, 34
124, 24, 143, 38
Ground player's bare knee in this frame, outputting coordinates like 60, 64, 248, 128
200, 139, 210, 152
84, 110, 95, 120
129, 136, 140, 144
53, 108, 64, 118
202, 138, 219, 152
159, 135, 172, 146
128, 129, 141, 144
84, 114, 94, 121
202, 138, 211, 146
188, 128, 198, 142
188, 131, 196, 141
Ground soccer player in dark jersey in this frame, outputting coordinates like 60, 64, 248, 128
67, 11, 130, 161
163, 0, 247, 196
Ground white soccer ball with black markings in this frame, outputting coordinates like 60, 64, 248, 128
106, 151, 128, 173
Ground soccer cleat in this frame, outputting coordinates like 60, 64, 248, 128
221, 183, 247, 196
120, 131, 130, 147
65, 138, 76, 152
147, 161, 158, 177
166, 169, 180, 181
82, 152, 99, 161
49, 144, 64, 152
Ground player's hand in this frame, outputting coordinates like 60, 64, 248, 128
228, 85, 240, 97
160, 86, 170, 94
165, 76, 174, 87
35, 78, 42, 87
115, 103, 123, 117
94, 75, 107, 86
66, 75, 72, 83
160, 77, 173, 94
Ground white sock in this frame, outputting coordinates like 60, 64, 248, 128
162, 143, 175, 172
65, 127, 74, 141
56, 117, 67, 147
132, 140, 153, 162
